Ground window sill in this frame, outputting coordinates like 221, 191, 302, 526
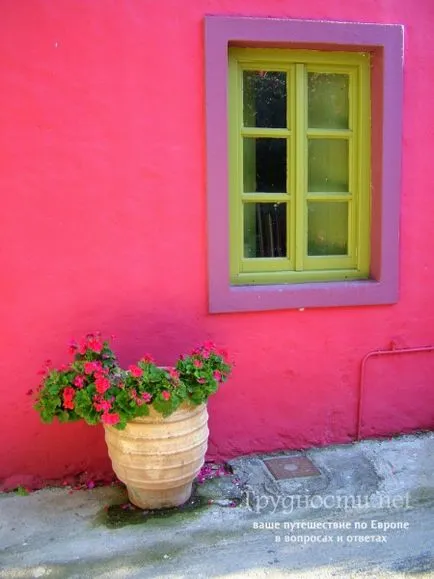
210, 279, 398, 313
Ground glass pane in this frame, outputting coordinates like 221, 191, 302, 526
243, 138, 287, 193
244, 203, 287, 258
308, 202, 348, 256
243, 71, 287, 128
308, 73, 349, 129
308, 139, 349, 192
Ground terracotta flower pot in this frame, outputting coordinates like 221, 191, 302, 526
103, 403, 209, 509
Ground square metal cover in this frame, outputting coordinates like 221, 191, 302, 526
264, 456, 321, 480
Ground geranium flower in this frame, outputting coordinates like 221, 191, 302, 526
95, 375, 110, 394
142, 392, 152, 403
73, 375, 85, 389
140, 354, 154, 364
101, 412, 120, 425
161, 390, 171, 400
84, 362, 96, 375
213, 371, 223, 382
87, 337, 103, 353
78, 339, 88, 355
63, 387, 75, 410
168, 368, 180, 380
218, 348, 229, 362
63, 387, 75, 399
94, 399, 112, 412
37, 367, 49, 376
129, 365, 143, 378
193, 359, 203, 369
68, 341, 78, 354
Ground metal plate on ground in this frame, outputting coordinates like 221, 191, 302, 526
263, 456, 321, 480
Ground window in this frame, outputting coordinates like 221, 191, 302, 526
205, 16, 404, 313
229, 48, 371, 285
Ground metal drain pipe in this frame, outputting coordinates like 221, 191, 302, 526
357, 344, 434, 441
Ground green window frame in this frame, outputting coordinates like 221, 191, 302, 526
229, 48, 371, 285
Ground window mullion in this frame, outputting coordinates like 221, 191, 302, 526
295, 63, 306, 271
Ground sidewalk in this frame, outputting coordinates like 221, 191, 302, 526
1, 432, 434, 578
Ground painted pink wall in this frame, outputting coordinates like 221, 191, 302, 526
1, 0, 434, 486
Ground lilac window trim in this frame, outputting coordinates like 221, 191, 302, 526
205, 15, 404, 313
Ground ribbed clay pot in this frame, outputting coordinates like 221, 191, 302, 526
103, 403, 209, 509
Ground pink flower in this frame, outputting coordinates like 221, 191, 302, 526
87, 335, 103, 353
218, 348, 229, 362
198, 378, 206, 384
94, 398, 112, 412
140, 354, 154, 364
95, 375, 111, 394
73, 375, 85, 389
193, 359, 203, 369
63, 387, 75, 410
38, 360, 52, 376
168, 368, 180, 380
161, 390, 171, 401
84, 362, 96, 375
129, 365, 143, 378
101, 412, 120, 426
63, 387, 75, 399
78, 340, 87, 355
142, 392, 152, 403
213, 371, 223, 382
68, 341, 78, 354
202, 341, 216, 351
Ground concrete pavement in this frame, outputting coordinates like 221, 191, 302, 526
1, 432, 434, 578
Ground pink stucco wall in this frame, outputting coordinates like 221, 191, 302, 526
1, 0, 434, 486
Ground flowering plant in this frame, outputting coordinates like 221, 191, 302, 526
33, 335, 232, 430
175, 342, 231, 405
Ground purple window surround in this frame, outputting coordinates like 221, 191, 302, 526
205, 16, 404, 314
